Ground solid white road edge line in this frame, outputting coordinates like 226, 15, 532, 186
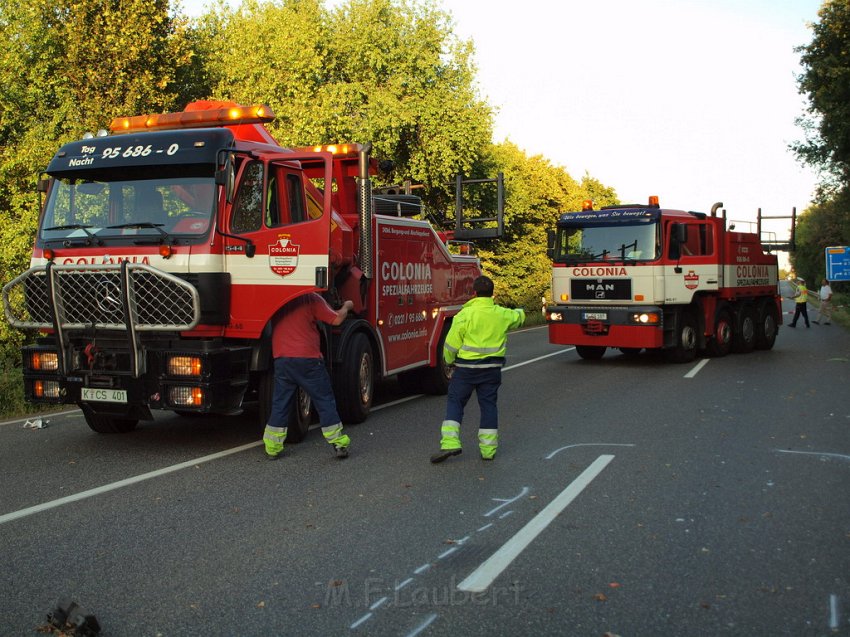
0, 440, 262, 526
456, 454, 615, 593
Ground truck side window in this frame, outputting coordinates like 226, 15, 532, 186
231, 161, 263, 233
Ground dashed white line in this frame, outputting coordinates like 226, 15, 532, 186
405, 613, 438, 637
684, 358, 710, 378
776, 449, 850, 462
413, 563, 431, 575
394, 578, 414, 591
438, 547, 458, 559
350, 612, 372, 630
457, 454, 615, 593
830, 594, 839, 630
369, 596, 388, 611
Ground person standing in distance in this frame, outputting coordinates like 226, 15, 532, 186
430, 275, 525, 463
263, 293, 353, 460
813, 278, 833, 325
787, 277, 810, 328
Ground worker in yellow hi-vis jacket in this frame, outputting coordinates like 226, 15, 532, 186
430, 275, 525, 463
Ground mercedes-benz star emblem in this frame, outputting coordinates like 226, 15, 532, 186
96, 278, 122, 314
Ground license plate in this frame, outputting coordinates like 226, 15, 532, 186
583, 312, 608, 321
82, 387, 128, 403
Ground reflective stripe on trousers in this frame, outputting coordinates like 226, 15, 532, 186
263, 425, 287, 456
478, 428, 498, 459
440, 420, 462, 450
322, 423, 350, 449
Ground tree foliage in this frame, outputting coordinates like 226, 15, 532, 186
197, 0, 492, 188
794, 0, 850, 187
792, 191, 850, 290
792, 0, 850, 283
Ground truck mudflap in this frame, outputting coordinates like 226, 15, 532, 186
546, 305, 664, 349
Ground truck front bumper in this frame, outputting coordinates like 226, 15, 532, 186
546, 305, 664, 349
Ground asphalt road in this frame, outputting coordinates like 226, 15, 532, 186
2, 285, 849, 636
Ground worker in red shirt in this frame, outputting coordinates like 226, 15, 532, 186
263, 293, 353, 460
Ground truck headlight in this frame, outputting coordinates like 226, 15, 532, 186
167, 355, 202, 377
629, 312, 660, 324
169, 386, 204, 406
547, 311, 563, 322
29, 351, 59, 372
33, 380, 60, 399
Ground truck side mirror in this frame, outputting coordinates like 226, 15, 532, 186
215, 151, 235, 203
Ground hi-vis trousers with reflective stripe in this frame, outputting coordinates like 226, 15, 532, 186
439, 420, 499, 459
263, 422, 350, 457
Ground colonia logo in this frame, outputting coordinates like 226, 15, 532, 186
381, 262, 432, 282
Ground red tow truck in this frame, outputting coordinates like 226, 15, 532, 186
3, 101, 501, 436
545, 197, 785, 362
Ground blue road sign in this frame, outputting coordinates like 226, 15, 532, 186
825, 246, 850, 281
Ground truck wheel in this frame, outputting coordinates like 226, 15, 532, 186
665, 310, 697, 363
420, 327, 452, 395
732, 305, 756, 353
81, 405, 138, 434
334, 332, 373, 424
755, 301, 778, 350
575, 345, 606, 360
707, 309, 733, 357
258, 367, 311, 443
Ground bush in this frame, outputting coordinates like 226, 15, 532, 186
0, 358, 31, 419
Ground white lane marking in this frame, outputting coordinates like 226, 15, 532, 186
413, 563, 431, 575
546, 443, 635, 460
830, 594, 839, 630
684, 358, 710, 378
484, 487, 529, 518
438, 547, 458, 559
405, 613, 438, 637
350, 612, 372, 630
775, 449, 850, 462
370, 596, 388, 611
457, 454, 615, 593
504, 349, 572, 372
0, 440, 262, 526
394, 578, 414, 591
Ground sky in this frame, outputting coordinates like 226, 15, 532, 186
181, 0, 823, 244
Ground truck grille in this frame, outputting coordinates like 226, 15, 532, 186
3, 263, 200, 331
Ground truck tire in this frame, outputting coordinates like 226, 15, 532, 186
755, 301, 779, 350
732, 304, 756, 353
707, 308, 733, 357
81, 405, 138, 434
258, 366, 311, 443
575, 345, 606, 360
404, 327, 452, 395
665, 310, 697, 363
334, 332, 373, 424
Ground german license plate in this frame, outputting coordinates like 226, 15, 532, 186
583, 312, 608, 321
82, 387, 128, 403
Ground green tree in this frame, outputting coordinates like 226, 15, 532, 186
792, 0, 850, 286
794, 0, 850, 188
792, 194, 850, 286
198, 0, 492, 188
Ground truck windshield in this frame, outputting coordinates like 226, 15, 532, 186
553, 220, 660, 263
40, 173, 216, 244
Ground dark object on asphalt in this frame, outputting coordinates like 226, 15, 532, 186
46, 597, 101, 636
